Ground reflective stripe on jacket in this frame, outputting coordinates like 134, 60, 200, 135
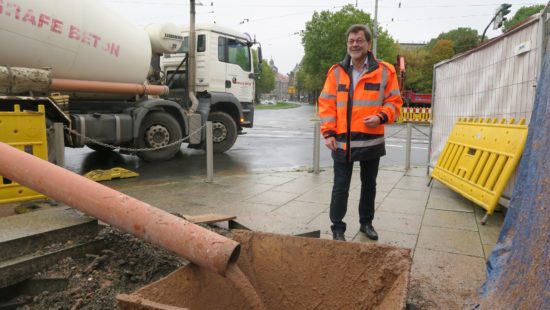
318, 52, 403, 162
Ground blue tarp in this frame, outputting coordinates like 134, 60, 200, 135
475, 42, 550, 308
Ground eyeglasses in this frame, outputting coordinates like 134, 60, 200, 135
347, 38, 366, 45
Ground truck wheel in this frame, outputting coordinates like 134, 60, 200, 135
208, 111, 237, 153
137, 111, 182, 162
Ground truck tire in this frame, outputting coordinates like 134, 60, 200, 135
208, 111, 237, 153
136, 111, 182, 162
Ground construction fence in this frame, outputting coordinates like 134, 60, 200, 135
0, 104, 47, 203
398, 107, 431, 123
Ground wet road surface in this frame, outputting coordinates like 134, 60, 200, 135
64, 104, 430, 179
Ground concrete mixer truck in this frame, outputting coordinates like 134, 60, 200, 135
0, 0, 260, 162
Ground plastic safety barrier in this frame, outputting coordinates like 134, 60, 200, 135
431, 117, 528, 219
398, 107, 431, 123
0, 104, 47, 203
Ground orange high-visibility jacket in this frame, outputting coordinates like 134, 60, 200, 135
318, 52, 403, 162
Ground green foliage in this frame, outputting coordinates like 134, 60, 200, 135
300, 5, 398, 93
256, 60, 276, 96
503, 5, 545, 32
253, 49, 275, 98
399, 39, 455, 93
426, 27, 479, 54
399, 47, 430, 93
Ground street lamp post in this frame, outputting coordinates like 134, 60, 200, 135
481, 3, 512, 42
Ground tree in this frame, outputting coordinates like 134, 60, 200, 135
399, 39, 454, 93
399, 47, 430, 93
252, 49, 275, 100
301, 5, 398, 94
426, 27, 479, 54
503, 5, 545, 32
255, 60, 275, 98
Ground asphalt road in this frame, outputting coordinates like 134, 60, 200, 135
64, 104, 430, 178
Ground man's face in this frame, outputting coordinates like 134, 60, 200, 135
347, 31, 370, 62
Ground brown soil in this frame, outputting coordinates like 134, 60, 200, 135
121, 230, 412, 310
3, 226, 443, 309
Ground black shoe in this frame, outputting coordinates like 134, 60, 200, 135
332, 231, 346, 241
360, 224, 378, 240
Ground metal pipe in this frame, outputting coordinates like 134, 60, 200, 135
187, 0, 199, 113
206, 121, 214, 182
372, 0, 379, 56
0, 142, 240, 275
405, 122, 412, 170
50, 79, 169, 96
313, 122, 320, 174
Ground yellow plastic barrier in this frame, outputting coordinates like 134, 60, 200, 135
398, 107, 431, 123
0, 104, 47, 203
431, 117, 528, 220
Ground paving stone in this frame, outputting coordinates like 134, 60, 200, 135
411, 248, 487, 307
255, 175, 296, 186
395, 175, 431, 191
427, 190, 475, 213
271, 176, 328, 194
245, 190, 300, 207
417, 226, 484, 257
354, 229, 417, 250
377, 197, 426, 215
405, 167, 430, 177
422, 209, 478, 231
272, 200, 327, 223
295, 188, 332, 204
373, 211, 423, 235
387, 188, 429, 204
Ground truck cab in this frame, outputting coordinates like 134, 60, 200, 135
161, 24, 258, 152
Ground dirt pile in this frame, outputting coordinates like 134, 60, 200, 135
8, 225, 188, 309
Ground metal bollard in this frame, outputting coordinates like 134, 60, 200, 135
313, 122, 320, 174
53, 122, 65, 167
405, 122, 412, 170
206, 121, 213, 182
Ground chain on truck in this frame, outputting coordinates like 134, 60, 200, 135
0, 0, 262, 162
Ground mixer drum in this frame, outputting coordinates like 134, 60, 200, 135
0, 0, 152, 84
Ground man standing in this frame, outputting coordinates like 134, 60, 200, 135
318, 24, 402, 241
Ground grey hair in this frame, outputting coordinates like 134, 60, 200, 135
345, 24, 372, 42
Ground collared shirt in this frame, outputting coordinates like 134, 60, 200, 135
351, 57, 369, 91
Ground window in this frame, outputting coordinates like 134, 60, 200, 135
218, 36, 251, 72
176, 34, 206, 53
218, 37, 227, 62
197, 34, 205, 52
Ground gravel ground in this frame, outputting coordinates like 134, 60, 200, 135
9, 225, 191, 309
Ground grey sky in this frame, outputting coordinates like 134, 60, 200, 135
105, 0, 547, 74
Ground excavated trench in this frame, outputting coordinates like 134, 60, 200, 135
117, 230, 412, 310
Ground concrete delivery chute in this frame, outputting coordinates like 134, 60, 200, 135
0, 0, 261, 162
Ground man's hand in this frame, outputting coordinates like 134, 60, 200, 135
324, 136, 337, 151
363, 115, 381, 128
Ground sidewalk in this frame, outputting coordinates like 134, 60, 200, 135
114, 164, 504, 308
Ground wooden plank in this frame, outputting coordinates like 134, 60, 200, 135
182, 214, 237, 225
